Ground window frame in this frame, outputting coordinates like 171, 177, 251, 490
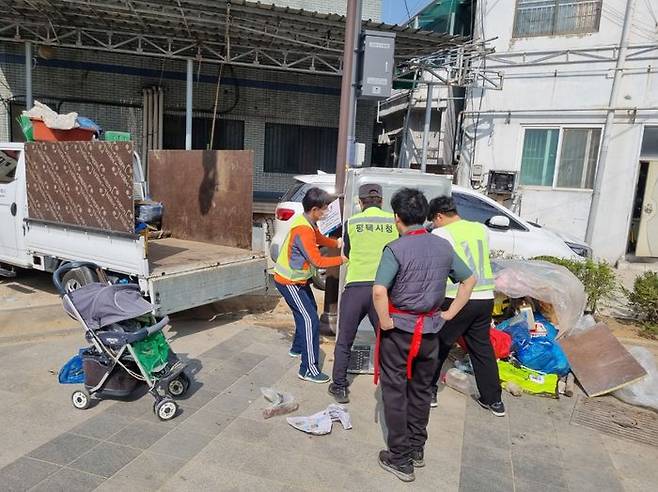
518, 125, 603, 191
452, 191, 528, 232
512, 0, 603, 38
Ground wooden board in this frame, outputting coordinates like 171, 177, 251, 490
25, 141, 134, 233
560, 323, 647, 397
148, 150, 253, 249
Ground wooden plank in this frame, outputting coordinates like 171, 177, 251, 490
25, 141, 134, 233
560, 323, 647, 397
148, 150, 254, 249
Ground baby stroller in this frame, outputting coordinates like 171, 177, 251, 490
54, 262, 190, 421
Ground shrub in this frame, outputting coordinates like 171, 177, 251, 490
625, 272, 658, 338
534, 256, 617, 314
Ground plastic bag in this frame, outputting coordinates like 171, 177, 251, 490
261, 387, 299, 419
571, 314, 597, 336
613, 346, 658, 412
58, 349, 85, 384
458, 328, 512, 359
493, 259, 586, 338
497, 360, 559, 398
132, 332, 170, 374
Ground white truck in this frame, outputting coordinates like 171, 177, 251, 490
0, 142, 267, 316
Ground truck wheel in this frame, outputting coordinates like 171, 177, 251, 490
61, 267, 97, 292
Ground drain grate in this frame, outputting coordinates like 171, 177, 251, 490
570, 396, 658, 448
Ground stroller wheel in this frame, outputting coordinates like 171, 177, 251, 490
168, 373, 190, 397
71, 389, 91, 410
154, 398, 178, 421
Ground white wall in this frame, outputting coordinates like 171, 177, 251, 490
461, 0, 658, 262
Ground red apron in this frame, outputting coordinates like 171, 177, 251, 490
373, 228, 437, 385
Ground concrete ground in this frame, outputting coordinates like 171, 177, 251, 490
1, 273, 658, 491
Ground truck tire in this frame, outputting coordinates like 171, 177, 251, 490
61, 267, 97, 292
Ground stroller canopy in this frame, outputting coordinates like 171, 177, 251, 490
66, 283, 154, 330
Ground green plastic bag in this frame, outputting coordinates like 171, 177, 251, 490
17, 115, 33, 142
497, 360, 559, 398
133, 332, 170, 374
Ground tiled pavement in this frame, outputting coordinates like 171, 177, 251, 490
1, 320, 658, 491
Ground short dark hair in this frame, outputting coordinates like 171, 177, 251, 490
390, 188, 429, 226
428, 196, 458, 221
302, 187, 333, 212
360, 196, 383, 208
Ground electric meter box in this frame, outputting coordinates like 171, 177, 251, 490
358, 31, 396, 100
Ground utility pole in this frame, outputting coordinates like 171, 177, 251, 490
320, 0, 361, 335
585, 0, 635, 244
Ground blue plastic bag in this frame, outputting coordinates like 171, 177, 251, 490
58, 350, 85, 384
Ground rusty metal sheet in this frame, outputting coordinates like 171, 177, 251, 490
25, 141, 134, 233
148, 150, 254, 249
560, 323, 647, 397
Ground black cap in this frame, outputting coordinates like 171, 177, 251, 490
358, 183, 383, 199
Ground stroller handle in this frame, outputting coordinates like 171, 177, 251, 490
53, 261, 100, 295
126, 316, 170, 344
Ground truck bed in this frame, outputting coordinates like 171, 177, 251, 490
147, 238, 262, 277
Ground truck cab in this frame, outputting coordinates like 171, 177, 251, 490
0, 144, 30, 270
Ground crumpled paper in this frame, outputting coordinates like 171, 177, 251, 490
286, 404, 352, 435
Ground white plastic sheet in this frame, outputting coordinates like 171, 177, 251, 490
613, 346, 658, 412
492, 259, 586, 338
286, 404, 352, 435
23, 101, 78, 130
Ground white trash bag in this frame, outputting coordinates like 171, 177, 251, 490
613, 346, 658, 412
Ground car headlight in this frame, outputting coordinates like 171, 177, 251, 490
565, 241, 592, 258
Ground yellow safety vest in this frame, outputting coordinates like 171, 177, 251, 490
443, 219, 495, 297
274, 214, 315, 282
345, 207, 397, 284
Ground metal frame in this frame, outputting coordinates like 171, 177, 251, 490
0, 0, 463, 77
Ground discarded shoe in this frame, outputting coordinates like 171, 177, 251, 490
378, 450, 415, 482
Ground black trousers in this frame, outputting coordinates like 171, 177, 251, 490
431, 298, 502, 405
331, 284, 378, 388
380, 328, 439, 466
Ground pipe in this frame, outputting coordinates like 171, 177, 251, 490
462, 107, 658, 115
158, 88, 164, 149
25, 42, 32, 109
586, 0, 636, 244
335, 0, 359, 197
346, 0, 363, 167
152, 87, 159, 150
420, 83, 434, 173
185, 59, 193, 150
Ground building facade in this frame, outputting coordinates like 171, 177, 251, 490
460, 0, 658, 262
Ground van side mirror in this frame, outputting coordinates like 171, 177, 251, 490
488, 215, 511, 230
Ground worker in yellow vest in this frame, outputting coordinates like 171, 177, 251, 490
329, 184, 398, 403
274, 187, 348, 383
427, 196, 504, 417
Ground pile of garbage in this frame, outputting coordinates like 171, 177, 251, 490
442, 259, 658, 409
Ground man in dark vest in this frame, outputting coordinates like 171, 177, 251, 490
372, 188, 476, 482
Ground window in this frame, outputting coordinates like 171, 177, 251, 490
520, 128, 601, 189
640, 126, 658, 159
452, 192, 526, 231
513, 0, 602, 38
264, 123, 338, 174
163, 115, 244, 150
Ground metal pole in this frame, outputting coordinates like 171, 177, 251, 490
185, 59, 193, 150
421, 82, 433, 173
347, 0, 363, 167
335, 0, 359, 196
25, 42, 33, 109
585, 0, 635, 244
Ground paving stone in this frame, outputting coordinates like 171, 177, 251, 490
69, 413, 133, 440
204, 384, 261, 416
148, 428, 213, 460
176, 408, 236, 436
193, 366, 245, 393
27, 433, 100, 466
512, 451, 567, 489
0, 457, 60, 492
202, 335, 254, 360
29, 467, 105, 492
461, 442, 512, 476
193, 436, 254, 470
107, 421, 170, 449
136, 402, 195, 427
176, 388, 220, 409
68, 442, 141, 478
561, 464, 625, 492
459, 464, 514, 492
226, 351, 268, 375
103, 395, 153, 419
515, 478, 568, 492
161, 463, 294, 492
462, 421, 510, 451
221, 417, 276, 444
110, 451, 186, 488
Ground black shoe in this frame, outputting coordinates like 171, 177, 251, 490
477, 398, 506, 417
410, 449, 425, 468
328, 383, 349, 404
430, 387, 438, 408
378, 450, 415, 482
